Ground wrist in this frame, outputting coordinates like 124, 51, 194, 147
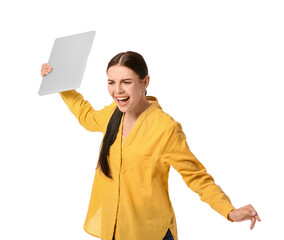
228, 209, 235, 222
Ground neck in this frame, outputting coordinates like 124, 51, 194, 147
125, 98, 151, 120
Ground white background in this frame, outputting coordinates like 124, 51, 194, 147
0, 0, 283, 239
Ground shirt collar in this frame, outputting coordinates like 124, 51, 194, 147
141, 96, 161, 118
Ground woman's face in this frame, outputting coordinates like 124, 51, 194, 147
107, 65, 149, 114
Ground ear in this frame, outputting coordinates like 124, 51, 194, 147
143, 75, 150, 90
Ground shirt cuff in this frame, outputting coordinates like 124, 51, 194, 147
225, 205, 235, 222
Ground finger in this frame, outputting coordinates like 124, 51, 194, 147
250, 217, 256, 230
249, 207, 261, 222
252, 209, 261, 222
42, 71, 49, 77
41, 66, 53, 77
247, 206, 258, 218
235, 209, 255, 222
47, 64, 53, 72
244, 204, 255, 212
243, 209, 257, 218
41, 63, 52, 71
41, 64, 47, 77
41, 63, 48, 70
246, 204, 258, 214
41, 70, 46, 77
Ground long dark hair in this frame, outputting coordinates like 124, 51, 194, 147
96, 51, 148, 178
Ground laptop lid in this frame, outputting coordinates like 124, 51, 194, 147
38, 31, 95, 96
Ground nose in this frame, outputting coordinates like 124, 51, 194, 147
115, 83, 124, 94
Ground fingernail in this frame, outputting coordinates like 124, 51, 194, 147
252, 211, 256, 216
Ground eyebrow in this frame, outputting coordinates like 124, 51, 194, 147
108, 78, 132, 82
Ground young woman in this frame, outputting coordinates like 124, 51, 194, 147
41, 51, 260, 240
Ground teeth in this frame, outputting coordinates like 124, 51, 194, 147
117, 97, 129, 101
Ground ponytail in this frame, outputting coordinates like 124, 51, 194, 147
96, 107, 123, 178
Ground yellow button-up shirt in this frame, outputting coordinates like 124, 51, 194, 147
59, 90, 234, 240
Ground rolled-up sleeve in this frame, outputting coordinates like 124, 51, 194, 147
59, 90, 116, 132
161, 121, 235, 220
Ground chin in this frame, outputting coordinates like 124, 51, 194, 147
116, 105, 127, 113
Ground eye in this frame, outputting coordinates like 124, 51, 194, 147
124, 81, 131, 84
108, 82, 114, 85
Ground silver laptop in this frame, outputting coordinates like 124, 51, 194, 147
38, 31, 95, 95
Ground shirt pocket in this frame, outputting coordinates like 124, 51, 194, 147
125, 155, 154, 186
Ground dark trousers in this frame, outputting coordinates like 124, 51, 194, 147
162, 229, 174, 240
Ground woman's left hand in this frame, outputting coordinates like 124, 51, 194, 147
228, 204, 261, 230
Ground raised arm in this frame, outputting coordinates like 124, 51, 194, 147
41, 63, 116, 132
59, 90, 116, 132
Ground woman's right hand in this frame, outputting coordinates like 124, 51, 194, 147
228, 204, 261, 230
41, 63, 53, 77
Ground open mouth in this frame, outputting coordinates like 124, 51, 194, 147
116, 96, 130, 105
117, 97, 130, 101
